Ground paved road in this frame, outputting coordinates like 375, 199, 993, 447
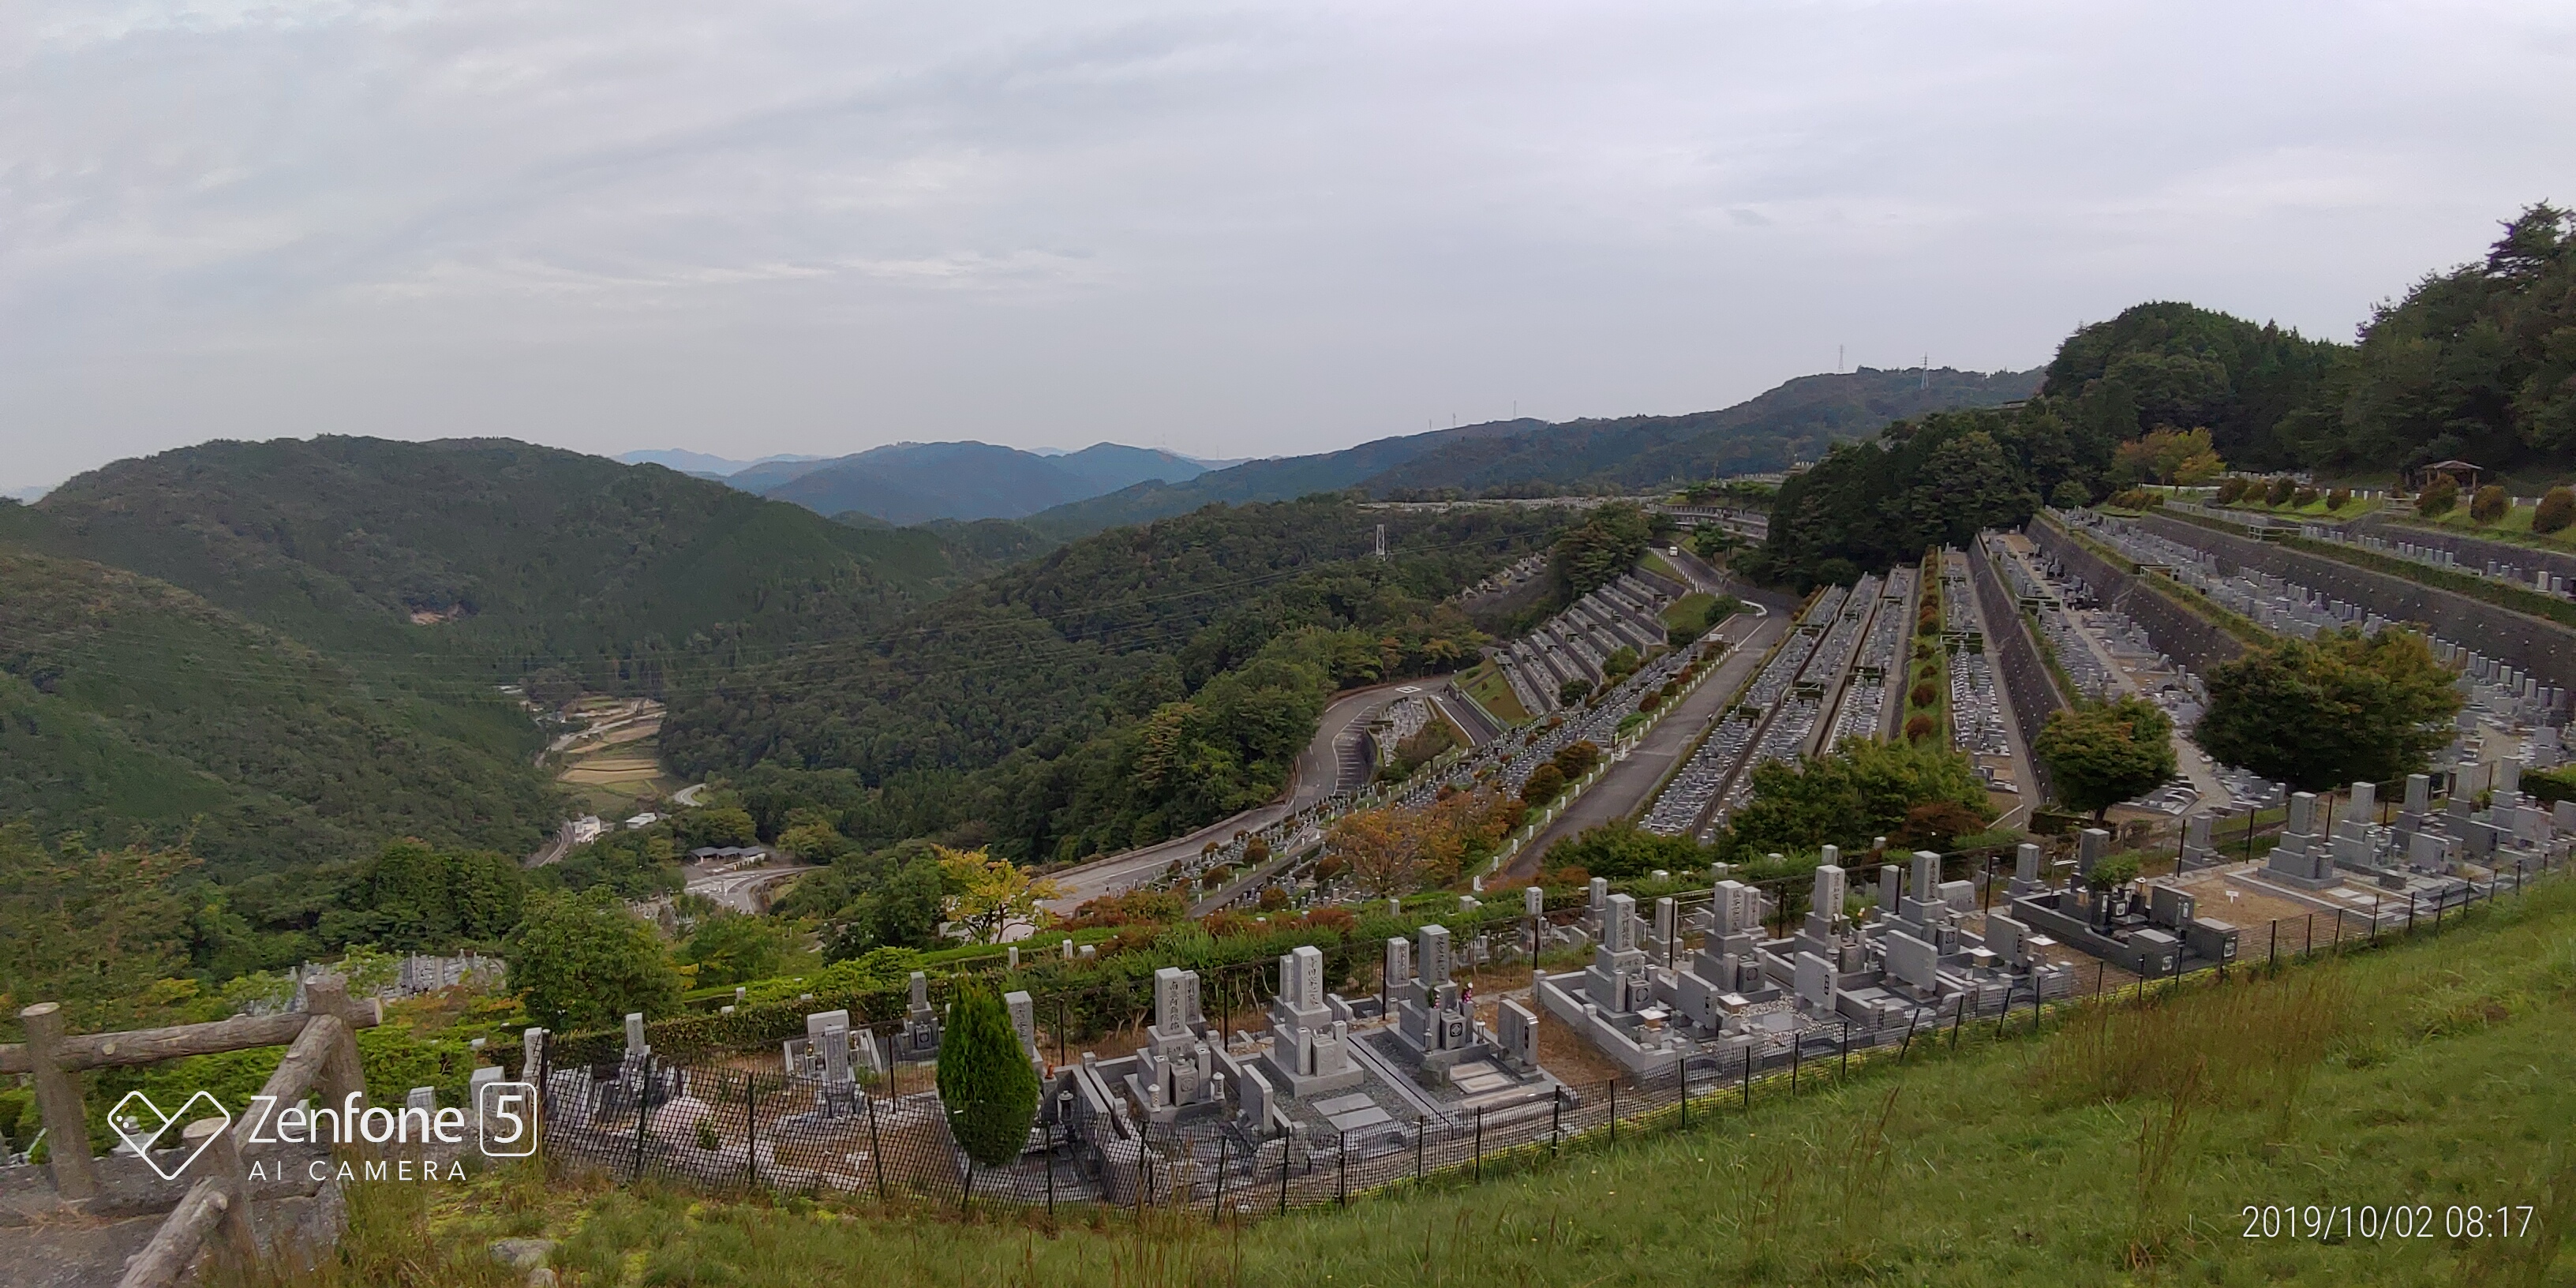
1501, 588, 1795, 876
1037, 676, 1453, 914
687, 862, 818, 914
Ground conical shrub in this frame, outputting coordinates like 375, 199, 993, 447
937, 985, 1040, 1169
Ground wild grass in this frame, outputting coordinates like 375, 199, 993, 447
255, 879, 2576, 1286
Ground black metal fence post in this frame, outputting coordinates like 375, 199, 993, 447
1550, 1090, 1562, 1155
1611, 1078, 1620, 1143
1278, 1130, 1290, 1215
631, 1053, 651, 1182
1474, 1107, 1485, 1181
1338, 1131, 1348, 1208
1416, 1117, 1425, 1181
863, 1086, 889, 1198
742, 1073, 758, 1189
1212, 1133, 1230, 1219
1739, 1046, 1751, 1107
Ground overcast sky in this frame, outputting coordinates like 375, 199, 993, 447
4, 1, 2570, 489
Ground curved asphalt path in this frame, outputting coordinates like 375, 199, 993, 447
1037, 675, 1457, 915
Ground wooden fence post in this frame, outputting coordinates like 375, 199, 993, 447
21, 1003, 97, 1200
188, 1117, 260, 1267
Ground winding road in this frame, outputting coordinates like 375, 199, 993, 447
1035, 675, 1462, 914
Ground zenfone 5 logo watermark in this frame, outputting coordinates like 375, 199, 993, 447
106, 1083, 537, 1179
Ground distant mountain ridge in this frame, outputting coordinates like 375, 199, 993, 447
731, 440, 1213, 526
1025, 365, 2043, 537
617, 448, 827, 476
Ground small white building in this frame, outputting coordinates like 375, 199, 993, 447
624, 811, 662, 830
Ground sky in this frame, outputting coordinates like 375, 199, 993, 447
5, 2, 2573, 491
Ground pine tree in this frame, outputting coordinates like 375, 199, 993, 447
937, 986, 1040, 1174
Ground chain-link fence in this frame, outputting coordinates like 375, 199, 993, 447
511, 848, 2559, 1222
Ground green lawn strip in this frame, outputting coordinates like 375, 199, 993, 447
2391, 503, 2576, 553
1638, 549, 1684, 584
1458, 661, 1532, 726
1661, 590, 1717, 632
2215, 495, 2387, 522
388, 877, 2576, 1288
2158, 507, 2576, 632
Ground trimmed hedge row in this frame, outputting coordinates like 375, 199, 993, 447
509, 898, 1573, 1069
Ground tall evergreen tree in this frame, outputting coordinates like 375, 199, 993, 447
937, 985, 1040, 1175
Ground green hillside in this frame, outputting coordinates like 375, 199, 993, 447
0, 545, 558, 878
1024, 367, 2040, 538
1754, 207, 2576, 591
1364, 365, 2042, 495
661, 496, 1563, 862
751, 440, 1209, 525
2042, 301, 2345, 471
24, 436, 977, 692
2290, 204, 2576, 479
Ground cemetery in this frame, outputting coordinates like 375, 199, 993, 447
1538, 848, 2079, 1076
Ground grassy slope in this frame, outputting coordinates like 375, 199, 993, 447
345, 877, 2576, 1288
2392, 504, 2576, 554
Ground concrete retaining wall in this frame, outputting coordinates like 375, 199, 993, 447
2135, 511, 2576, 696
1968, 538, 2063, 805
2350, 514, 2576, 586
2025, 519, 2250, 677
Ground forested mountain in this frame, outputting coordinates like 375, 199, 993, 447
662, 496, 1562, 862
1364, 367, 2043, 494
1754, 313, 2342, 588
733, 440, 1211, 526
2041, 303, 2343, 471
2287, 203, 2576, 476
1753, 204, 2574, 590
1026, 367, 2042, 538
0, 545, 558, 878
19, 437, 990, 694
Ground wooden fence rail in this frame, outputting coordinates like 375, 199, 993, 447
9, 978, 379, 1288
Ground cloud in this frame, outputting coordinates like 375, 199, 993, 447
2, 0, 2572, 485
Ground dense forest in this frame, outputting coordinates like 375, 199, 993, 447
13, 436, 1025, 695
2289, 203, 2576, 476
663, 496, 1563, 862
0, 546, 558, 877
1754, 204, 2575, 588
